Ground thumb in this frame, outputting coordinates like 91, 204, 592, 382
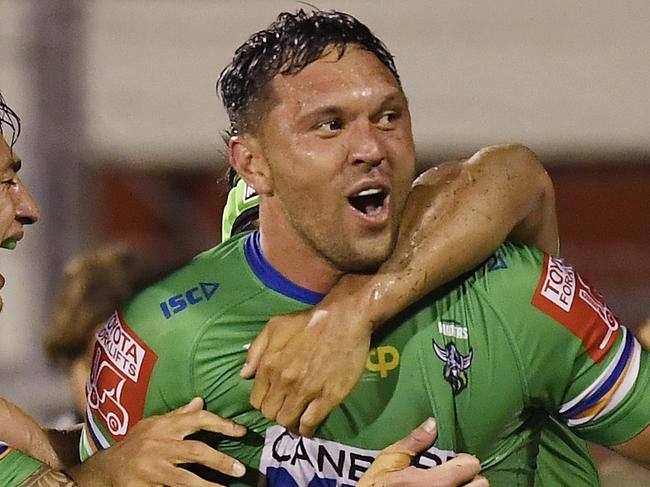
357, 418, 438, 487
388, 417, 437, 456
240, 328, 270, 378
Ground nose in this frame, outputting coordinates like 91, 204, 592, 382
13, 178, 40, 225
348, 121, 385, 168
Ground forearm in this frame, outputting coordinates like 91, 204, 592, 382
0, 398, 61, 469
326, 144, 558, 328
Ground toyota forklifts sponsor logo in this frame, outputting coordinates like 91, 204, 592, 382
87, 311, 157, 439
537, 255, 576, 312
261, 426, 456, 486
532, 254, 621, 363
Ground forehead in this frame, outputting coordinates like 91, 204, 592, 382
270, 46, 403, 110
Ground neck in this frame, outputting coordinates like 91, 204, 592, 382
258, 204, 343, 294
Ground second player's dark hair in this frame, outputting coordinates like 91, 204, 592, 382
0, 90, 21, 148
217, 9, 400, 136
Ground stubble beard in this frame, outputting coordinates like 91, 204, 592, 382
285, 205, 401, 275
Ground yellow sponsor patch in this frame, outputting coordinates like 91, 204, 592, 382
366, 345, 400, 378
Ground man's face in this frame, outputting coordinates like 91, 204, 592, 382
256, 46, 416, 272
0, 134, 40, 248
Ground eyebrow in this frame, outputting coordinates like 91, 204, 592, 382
299, 89, 408, 125
377, 90, 409, 110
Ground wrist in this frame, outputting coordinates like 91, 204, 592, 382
324, 273, 396, 332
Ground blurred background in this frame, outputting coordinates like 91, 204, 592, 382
0, 0, 648, 484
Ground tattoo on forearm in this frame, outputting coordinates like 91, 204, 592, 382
19, 466, 77, 486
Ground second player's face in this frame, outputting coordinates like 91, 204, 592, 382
258, 46, 416, 272
0, 134, 40, 248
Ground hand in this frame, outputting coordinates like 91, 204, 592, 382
241, 294, 371, 436
358, 418, 488, 487
70, 397, 247, 487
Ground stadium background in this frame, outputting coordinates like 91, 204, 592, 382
0, 0, 648, 484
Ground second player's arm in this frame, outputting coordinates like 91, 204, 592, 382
243, 144, 559, 434
6, 398, 246, 487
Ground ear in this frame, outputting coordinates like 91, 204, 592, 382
228, 135, 273, 195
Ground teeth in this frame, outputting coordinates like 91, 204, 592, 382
356, 188, 382, 197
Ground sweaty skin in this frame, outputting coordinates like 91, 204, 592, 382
242, 143, 559, 436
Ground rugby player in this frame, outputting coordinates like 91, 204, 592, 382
79, 9, 650, 486
0, 90, 248, 486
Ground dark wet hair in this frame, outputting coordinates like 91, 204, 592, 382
217, 9, 400, 137
0, 90, 21, 148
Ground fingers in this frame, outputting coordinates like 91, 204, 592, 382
174, 397, 204, 415
165, 468, 227, 487
465, 475, 490, 487
241, 326, 270, 378
410, 454, 481, 486
139, 403, 246, 440
275, 394, 311, 433
177, 409, 247, 438
171, 439, 246, 478
378, 457, 483, 487
249, 357, 271, 410
387, 418, 437, 456
298, 398, 333, 437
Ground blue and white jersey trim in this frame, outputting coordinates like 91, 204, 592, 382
560, 327, 641, 427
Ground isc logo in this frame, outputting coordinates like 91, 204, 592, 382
159, 282, 220, 319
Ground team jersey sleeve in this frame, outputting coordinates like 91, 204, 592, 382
484, 243, 650, 446
79, 243, 243, 463
80, 284, 196, 459
0, 442, 47, 486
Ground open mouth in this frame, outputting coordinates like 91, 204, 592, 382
347, 188, 389, 217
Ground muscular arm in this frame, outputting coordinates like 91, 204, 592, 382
244, 144, 559, 434
335, 143, 558, 326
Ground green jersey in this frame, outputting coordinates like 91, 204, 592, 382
0, 442, 46, 486
80, 232, 650, 486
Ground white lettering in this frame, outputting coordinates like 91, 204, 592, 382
438, 321, 468, 340
261, 425, 456, 485
541, 257, 576, 312
96, 312, 145, 381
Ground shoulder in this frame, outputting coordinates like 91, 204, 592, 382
471, 242, 624, 369
120, 235, 254, 338
466, 241, 545, 300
